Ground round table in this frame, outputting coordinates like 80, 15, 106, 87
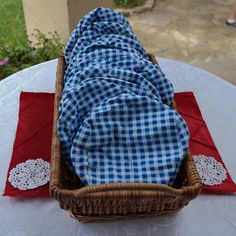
0, 58, 235, 236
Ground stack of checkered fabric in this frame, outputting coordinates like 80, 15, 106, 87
58, 8, 189, 185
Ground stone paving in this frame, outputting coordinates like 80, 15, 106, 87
128, 0, 236, 85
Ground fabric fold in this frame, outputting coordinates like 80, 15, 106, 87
58, 7, 189, 186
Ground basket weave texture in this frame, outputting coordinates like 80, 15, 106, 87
50, 54, 202, 223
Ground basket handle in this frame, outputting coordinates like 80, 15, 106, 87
72, 182, 182, 200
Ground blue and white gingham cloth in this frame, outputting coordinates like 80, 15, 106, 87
58, 8, 189, 185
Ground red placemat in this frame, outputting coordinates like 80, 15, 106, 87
174, 92, 236, 193
3, 92, 54, 197
4, 91, 236, 197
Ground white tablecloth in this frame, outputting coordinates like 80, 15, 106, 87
0, 58, 236, 236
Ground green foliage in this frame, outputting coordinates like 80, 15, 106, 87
0, 0, 64, 80
0, 30, 64, 80
114, 0, 146, 8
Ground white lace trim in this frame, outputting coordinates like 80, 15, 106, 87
8, 158, 50, 190
193, 155, 227, 186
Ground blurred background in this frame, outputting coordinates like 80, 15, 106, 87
0, 0, 235, 85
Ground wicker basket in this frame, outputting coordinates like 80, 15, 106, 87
50, 54, 202, 223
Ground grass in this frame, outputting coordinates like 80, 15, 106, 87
0, 0, 28, 58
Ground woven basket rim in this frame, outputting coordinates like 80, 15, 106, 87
50, 54, 202, 202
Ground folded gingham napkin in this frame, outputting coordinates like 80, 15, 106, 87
58, 8, 189, 185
